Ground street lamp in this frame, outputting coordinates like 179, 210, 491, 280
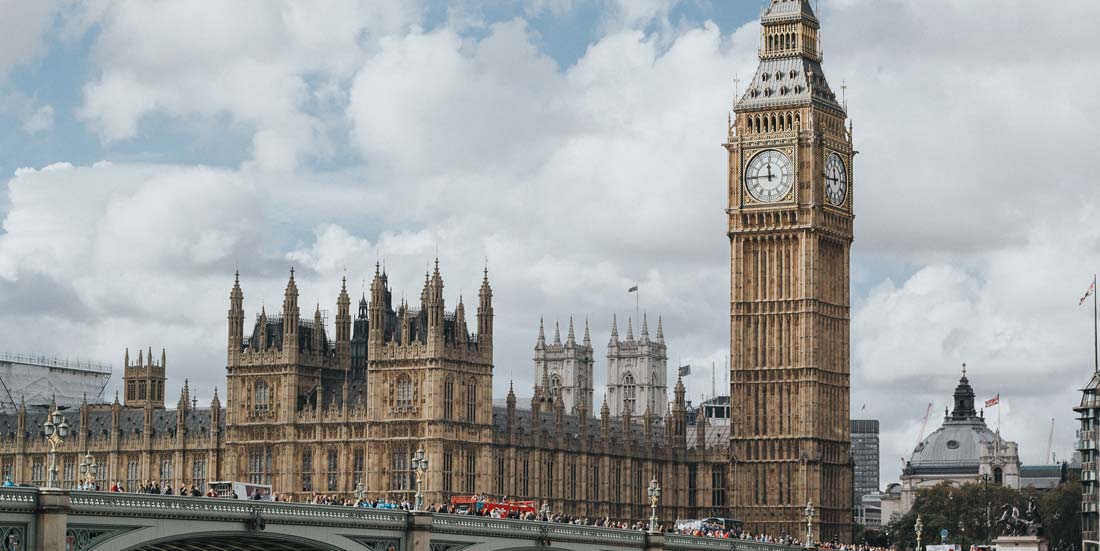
980, 473, 991, 544
647, 477, 662, 533
804, 501, 816, 548
410, 448, 428, 511
78, 453, 98, 490
914, 514, 924, 551
354, 481, 367, 505
42, 409, 70, 489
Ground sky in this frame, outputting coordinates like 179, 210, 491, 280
1, 0, 1099, 490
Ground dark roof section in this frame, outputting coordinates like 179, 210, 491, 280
0, 406, 224, 442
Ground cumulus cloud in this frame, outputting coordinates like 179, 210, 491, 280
0, 0, 63, 82
21, 105, 53, 134
1, 0, 1098, 490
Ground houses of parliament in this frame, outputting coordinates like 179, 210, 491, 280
0, 0, 853, 541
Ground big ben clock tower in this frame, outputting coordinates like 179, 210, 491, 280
727, 0, 853, 541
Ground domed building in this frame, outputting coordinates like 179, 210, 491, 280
882, 368, 1020, 520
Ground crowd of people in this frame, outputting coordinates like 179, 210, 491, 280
1, 478, 891, 548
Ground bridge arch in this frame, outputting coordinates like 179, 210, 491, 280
118, 531, 346, 551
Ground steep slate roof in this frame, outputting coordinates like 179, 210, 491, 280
761, 0, 818, 24
0, 405, 223, 441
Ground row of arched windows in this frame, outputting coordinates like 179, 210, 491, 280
766, 31, 798, 53
253, 380, 270, 414
746, 111, 801, 134
442, 375, 478, 422
126, 379, 163, 403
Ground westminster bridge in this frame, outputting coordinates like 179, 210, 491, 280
0, 487, 802, 551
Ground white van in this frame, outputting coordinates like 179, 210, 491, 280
209, 481, 272, 501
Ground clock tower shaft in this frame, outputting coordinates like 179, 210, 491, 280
726, 0, 854, 542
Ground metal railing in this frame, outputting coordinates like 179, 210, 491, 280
0, 353, 112, 374
67, 491, 408, 529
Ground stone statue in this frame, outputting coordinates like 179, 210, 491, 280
998, 500, 1043, 537
1023, 498, 1043, 537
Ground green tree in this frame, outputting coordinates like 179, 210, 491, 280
1030, 481, 1082, 551
884, 481, 1027, 550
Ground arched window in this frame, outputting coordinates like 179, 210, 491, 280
301, 449, 313, 492
396, 374, 413, 410
127, 381, 135, 402
138, 381, 147, 401
443, 375, 454, 420
465, 379, 477, 422
550, 375, 562, 399
623, 372, 636, 414
327, 449, 339, 491
994, 467, 1003, 485
254, 380, 270, 414
650, 371, 660, 411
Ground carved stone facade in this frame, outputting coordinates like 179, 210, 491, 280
0, 264, 732, 525
727, 0, 854, 541
533, 318, 594, 417
606, 315, 668, 418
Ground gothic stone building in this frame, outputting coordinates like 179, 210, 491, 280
727, 0, 854, 541
0, 265, 733, 526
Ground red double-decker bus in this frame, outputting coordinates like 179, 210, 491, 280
449, 495, 538, 516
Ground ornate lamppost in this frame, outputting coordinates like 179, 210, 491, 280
43, 408, 70, 488
78, 453, 98, 490
647, 477, 662, 533
804, 501, 816, 548
915, 514, 924, 551
354, 481, 367, 506
410, 448, 428, 511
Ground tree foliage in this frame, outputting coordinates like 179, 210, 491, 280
882, 481, 1081, 551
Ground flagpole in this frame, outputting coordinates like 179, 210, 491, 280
635, 283, 640, 326
1094, 273, 1098, 374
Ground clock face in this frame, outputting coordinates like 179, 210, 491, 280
745, 149, 794, 203
825, 152, 847, 206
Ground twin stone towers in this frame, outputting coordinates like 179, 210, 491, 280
532, 313, 669, 421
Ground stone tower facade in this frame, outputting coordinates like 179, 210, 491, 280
606, 314, 667, 418
362, 261, 496, 505
533, 317, 594, 417
122, 347, 167, 409
727, 0, 854, 541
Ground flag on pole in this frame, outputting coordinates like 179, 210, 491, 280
1081, 279, 1096, 306
985, 394, 1000, 408
678, 364, 691, 376
628, 285, 638, 293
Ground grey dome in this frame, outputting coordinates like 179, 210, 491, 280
908, 419, 999, 473
906, 369, 1003, 475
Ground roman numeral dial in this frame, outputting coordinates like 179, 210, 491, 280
745, 149, 794, 203
825, 152, 847, 206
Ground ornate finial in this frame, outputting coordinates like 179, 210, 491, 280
962, 363, 967, 377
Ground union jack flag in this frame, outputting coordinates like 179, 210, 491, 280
1081, 278, 1096, 306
